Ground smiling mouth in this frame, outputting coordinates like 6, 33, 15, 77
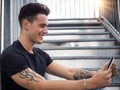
39, 34, 44, 40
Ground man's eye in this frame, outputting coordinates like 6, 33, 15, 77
39, 24, 47, 28
39, 25, 45, 28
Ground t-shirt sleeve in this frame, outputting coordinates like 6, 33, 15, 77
36, 48, 53, 67
43, 51, 53, 66
0, 51, 28, 76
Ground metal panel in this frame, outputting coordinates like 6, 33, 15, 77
10, 0, 37, 43
0, 8, 1, 90
0, 0, 2, 52
1, 0, 4, 52
4, 0, 10, 49
38, 0, 100, 19
10, 0, 23, 44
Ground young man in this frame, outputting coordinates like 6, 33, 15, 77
0, 3, 118, 90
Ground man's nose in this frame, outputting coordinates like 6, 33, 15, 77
43, 28, 48, 34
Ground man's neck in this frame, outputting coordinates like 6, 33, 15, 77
18, 36, 34, 54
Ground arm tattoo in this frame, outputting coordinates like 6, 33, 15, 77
73, 69, 93, 80
18, 68, 42, 82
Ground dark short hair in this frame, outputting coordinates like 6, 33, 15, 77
18, 3, 50, 27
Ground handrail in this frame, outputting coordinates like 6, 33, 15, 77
99, 16, 120, 42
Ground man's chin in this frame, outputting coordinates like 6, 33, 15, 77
36, 41, 43, 44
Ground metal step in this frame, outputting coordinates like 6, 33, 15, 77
41, 46, 120, 50
50, 55, 120, 60
39, 40, 115, 47
48, 18, 99, 20
43, 38, 116, 43
48, 31, 108, 35
44, 48, 120, 57
48, 18, 99, 23
53, 58, 120, 69
48, 26, 105, 30
48, 18, 102, 26
48, 20, 101, 24
48, 22, 102, 27
44, 33, 110, 40
48, 28, 106, 33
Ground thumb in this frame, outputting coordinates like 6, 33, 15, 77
101, 63, 109, 71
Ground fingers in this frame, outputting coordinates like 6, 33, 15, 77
93, 69, 112, 88
106, 69, 112, 78
111, 64, 119, 76
101, 63, 109, 71
103, 63, 118, 76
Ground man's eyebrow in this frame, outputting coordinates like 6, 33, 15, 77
39, 23, 48, 26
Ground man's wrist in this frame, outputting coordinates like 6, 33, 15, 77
83, 79, 86, 90
85, 78, 97, 90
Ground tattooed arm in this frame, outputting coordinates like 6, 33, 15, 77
46, 61, 97, 80
73, 69, 96, 80
11, 68, 46, 89
11, 67, 96, 90
17, 68, 45, 82
11, 64, 112, 90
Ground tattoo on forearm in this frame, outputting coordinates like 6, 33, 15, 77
18, 68, 42, 82
73, 69, 93, 80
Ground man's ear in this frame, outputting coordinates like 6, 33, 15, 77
22, 19, 30, 30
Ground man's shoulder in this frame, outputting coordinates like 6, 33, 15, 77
0, 41, 27, 64
2, 41, 18, 54
1, 40, 24, 59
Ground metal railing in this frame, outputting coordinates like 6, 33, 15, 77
99, 0, 120, 33
99, 16, 120, 42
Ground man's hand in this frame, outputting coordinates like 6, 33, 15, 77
111, 63, 118, 76
90, 63, 112, 88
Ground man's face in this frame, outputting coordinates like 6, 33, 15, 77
26, 14, 48, 44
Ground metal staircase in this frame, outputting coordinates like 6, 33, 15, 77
36, 17, 120, 88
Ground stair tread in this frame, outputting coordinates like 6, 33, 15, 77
46, 32, 110, 35
48, 26, 105, 30
43, 38, 116, 43
48, 18, 99, 21
51, 55, 120, 60
41, 46, 120, 50
48, 22, 101, 25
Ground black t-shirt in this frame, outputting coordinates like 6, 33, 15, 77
0, 40, 53, 90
